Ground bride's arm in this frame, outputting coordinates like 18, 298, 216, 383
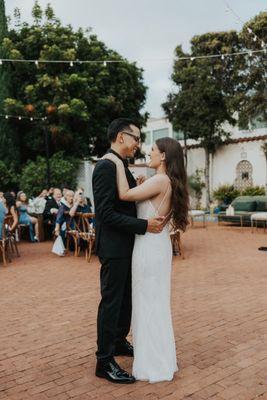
103, 154, 164, 202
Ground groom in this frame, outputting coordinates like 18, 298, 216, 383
93, 118, 165, 384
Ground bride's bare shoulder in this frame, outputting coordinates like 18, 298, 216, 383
148, 174, 170, 184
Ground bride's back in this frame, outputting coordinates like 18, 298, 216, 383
147, 174, 172, 218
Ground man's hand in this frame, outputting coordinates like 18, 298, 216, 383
136, 175, 146, 186
147, 216, 165, 233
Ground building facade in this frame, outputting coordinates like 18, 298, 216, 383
142, 117, 267, 207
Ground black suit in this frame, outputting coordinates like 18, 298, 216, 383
92, 149, 147, 361
43, 197, 60, 224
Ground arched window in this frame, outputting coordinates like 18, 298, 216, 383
235, 160, 253, 190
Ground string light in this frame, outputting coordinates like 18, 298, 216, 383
0, 114, 46, 121
0, 59, 2, 65
222, 0, 266, 49
0, 48, 265, 66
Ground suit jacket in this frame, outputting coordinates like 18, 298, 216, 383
92, 150, 147, 259
43, 197, 60, 224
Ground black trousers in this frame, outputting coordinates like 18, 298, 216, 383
96, 257, 132, 361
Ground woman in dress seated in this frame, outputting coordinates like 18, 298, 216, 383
54, 190, 74, 243
16, 191, 39, 242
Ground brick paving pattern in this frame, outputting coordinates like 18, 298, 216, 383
0, 224, 266, 400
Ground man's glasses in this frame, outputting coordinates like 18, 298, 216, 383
121, 131, 141, 144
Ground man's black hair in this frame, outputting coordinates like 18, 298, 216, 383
107, 118, 139, 143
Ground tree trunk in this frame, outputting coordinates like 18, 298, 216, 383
183, 133, 188, 168
204, 147, 210, 210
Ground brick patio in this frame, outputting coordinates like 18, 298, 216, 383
0, 224, 267, 400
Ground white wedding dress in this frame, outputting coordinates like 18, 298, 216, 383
131, 190, 178, 383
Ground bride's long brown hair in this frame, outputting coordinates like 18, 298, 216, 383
156, 137, 189, 232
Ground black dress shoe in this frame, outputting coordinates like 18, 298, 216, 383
114, 341, 134, 357
95, 359, 136, 384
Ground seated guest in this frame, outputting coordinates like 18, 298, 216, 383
0, 200, 7, 239
16, 191, 39, 242
54, 190, 74, 243
30, 189, 48, 214
46, 187, 54, 200
69, 188, 92, 217
0, 191, 4, 202
43, 188, 62, 226
3, 192, 18, 233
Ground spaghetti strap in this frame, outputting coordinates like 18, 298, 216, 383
157, 183, 171, 214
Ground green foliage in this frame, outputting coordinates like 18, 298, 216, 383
241, 186, 266, 196
0, 0, 7, 39
212, 185, 241, 204
213, 184, 265, 203
0, 0, 18, 166
20, 152, 79, 196
1, 1, 147, 167
188, 169, 205, 209
238, 12, 267, 127
0, 160, 13, 189
162, 12, 267, 207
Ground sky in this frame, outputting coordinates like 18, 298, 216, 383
6, 0, 266, 118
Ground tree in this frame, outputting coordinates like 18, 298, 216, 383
0, 0, 19, 167
237, 12, 267, 128
2, 1, 148, 168
163, 32, 239, 208
20, 151, 79, 196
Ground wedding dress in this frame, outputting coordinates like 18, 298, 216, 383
131, 187, 178, 383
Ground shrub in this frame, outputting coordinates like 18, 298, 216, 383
0, 161, 18, 191
188, 169, 205, 209
20, 152, 79, 196
212, 184, 240, 204
241, 186, 266, 196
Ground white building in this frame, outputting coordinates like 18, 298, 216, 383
142, 117, 267, 207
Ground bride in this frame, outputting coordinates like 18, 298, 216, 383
103, 136, 189, 383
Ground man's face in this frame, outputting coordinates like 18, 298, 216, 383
119, 125, 141, 158
53, 189, 62, 202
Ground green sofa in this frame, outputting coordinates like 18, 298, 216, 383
218, 195, 267, 226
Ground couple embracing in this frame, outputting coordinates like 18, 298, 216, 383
92, 118, 189, 384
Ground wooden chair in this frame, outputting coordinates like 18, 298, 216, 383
169, 221, 184, 259
66, 213, 82, 256
4, 215, 20, 258
0, 217, 12, 266
79, 213, 95, 262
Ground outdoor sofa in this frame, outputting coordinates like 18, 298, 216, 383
218, 195, 267, 226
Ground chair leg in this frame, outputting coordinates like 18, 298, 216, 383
177, 233, 185, 259
74, 238, 78, 257
13, 239, 20, 257
1, 245, 7, 267
87, 240, 93, 262
66, 235, 70, 254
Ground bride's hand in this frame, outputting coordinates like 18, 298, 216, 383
136, 175, 146, 185
102, 153, 123, 166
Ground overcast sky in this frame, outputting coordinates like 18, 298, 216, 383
6, 0, 266, 118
